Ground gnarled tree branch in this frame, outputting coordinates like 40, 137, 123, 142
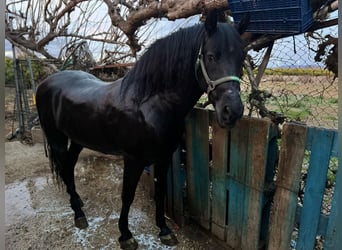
103, 0, 228, 55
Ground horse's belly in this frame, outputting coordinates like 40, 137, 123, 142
60, 113, 180, 161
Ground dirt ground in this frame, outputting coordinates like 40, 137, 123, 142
5, 141, 229, 250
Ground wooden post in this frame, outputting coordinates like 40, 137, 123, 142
227, 117, 271, 250
211, 114, 229, 240
268, 123, 307, 250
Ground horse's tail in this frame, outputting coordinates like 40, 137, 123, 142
36, 80, 65, 186
46, 140, 65, 186
40, 130, 65, 186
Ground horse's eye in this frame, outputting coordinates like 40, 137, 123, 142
207, 54, 215, 62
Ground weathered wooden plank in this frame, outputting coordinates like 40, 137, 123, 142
226, 180, 246, 247
330, 130, 338, 157
241, 118, 270, 250
306, 128, 338, 157
325, 153, 341, 250
185, 108, 210, 229
324, 127, 340, 250
295, 205, 329, 237
243, 118, 270, 189
166, 146, 185, 226
226, 118, 249, 249
267, 123, 307, 250
297, 128, 335, 250
226, 117, 270, 250
211, 115, 229, 240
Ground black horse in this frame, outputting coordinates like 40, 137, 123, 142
36, 10, 248, 249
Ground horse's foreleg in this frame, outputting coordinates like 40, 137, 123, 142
118, 156, 144, 250
154, 160, 179, 246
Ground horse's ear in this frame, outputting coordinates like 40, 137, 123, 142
235, 13, 250, 34
205, 9, 218, 35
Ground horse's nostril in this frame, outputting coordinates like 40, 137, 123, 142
225, 106, 231, 116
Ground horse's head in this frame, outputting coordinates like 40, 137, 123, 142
197, 10, 249, 129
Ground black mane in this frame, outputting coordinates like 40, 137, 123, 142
121, 24, 205, 103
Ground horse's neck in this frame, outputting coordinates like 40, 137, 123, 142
176, 86, 203, 115
151, 82, 203, 118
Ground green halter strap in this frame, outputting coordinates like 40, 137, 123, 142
195, 46, 241, 93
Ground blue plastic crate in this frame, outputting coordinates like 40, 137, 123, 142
229, 0, 314, 34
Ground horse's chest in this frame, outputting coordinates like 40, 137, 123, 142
111, 115, 182, 156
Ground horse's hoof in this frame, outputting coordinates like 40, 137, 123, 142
75, 217, 88, 229
119, 237, 138, 250
160, 233, 179, 246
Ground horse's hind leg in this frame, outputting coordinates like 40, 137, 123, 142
48, 135, 87, 228
63, 141, 87, 228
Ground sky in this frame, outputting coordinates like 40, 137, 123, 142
5, 4, 338, 69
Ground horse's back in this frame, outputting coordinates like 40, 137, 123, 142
36, 70, 117, 140
36, 71, 128, 151
37, 70, 109, 95
37, 70, 106, 119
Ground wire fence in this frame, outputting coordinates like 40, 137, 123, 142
241, 25, 338, 130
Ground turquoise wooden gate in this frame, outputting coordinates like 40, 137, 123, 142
143, 108, 340, 249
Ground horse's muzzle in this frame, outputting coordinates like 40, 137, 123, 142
216, 102, 244, 129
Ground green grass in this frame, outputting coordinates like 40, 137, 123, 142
266, 95, 312, 121
327, 157, 338, 185
327, 98, 338, 104
302, 152, 337, 185
263, 94, 337, 122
